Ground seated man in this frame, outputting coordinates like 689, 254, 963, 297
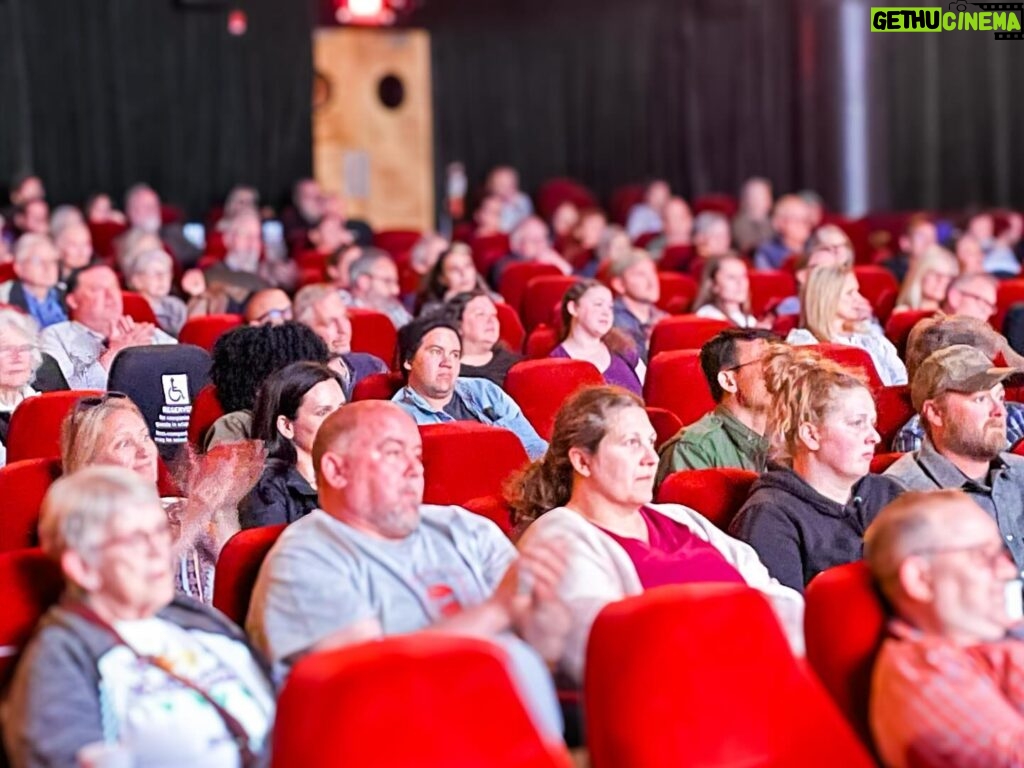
608, 248, 666, 363
203, 210, 273, 305
941, 272, 998, 323
626, 179, 670, 240
391, 316, 547, 459
656, 328, 774, 485
753, 194, 813, 271
488, 216, 573, 286
772, 225, 855, 317
644, 196, 693, 261
281, 177, 325, 250
885, 344, 1024, 568
53, 220, 95, 281
41, 262, 175, 389
968, 209, 1021, 277
346, 248, 413, 329
118, 183, 201, 268
892, 315, 1024, 452
247, 401, 567, 739
244, 288, 293, 327
293, 283, 388, 400
865, 489, 1024, 768
486, 165, 534, 234
877, 215, 937, 284
683, 210, 731, 274
0, 234, 67, 328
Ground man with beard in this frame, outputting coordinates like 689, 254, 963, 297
656, 328, 776, 486
886, 345, 1024, 569
247, 401, 569, 741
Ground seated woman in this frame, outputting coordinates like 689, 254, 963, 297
786, 265, 907, 385
893, 244, 959, 313
3, 467, 275, 767
239, 362, 346, 529
125, 248, 189, 337
549, 280, 644, 396
206, 321, 332, 449
728, 346, 903, 592
692, 253, 762, 328
0, 308, 47, 466
443, 290, 522, 387
510, 385, 803, 685
61, 394, 260, 603
417, 242, 499, 316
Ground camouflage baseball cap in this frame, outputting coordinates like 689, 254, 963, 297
910, 344, 1020, 412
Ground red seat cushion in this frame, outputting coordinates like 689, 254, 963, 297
524, 325, 560, 359
462, 494, 515, 537
655, 273, 698, 315
645, 407, 683, 449
212, 524, 286, 626
420, 423, 529, 506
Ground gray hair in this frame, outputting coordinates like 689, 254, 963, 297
49, 205, 85, 240
509, 216, 548, 252
293, 283, 339, 323
13, 233, 58, 265
348, 247, 393, 282
39, 466, 161, 564
224, 209, 261, 237
124, 183, 156, 209
692, 211, 729, 238
410, 233, 448, 273
125, 248, 173, 278
0, 307, 43, 376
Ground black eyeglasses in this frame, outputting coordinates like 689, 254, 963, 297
724, 357, 764, 373
72, 391, 129, 416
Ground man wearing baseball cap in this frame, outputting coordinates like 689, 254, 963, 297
885, 344, 1024, 567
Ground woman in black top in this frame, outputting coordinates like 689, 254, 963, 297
239, 361, 346, 529
444, 290, 522, 388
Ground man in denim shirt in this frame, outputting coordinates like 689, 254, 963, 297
392, 316, 548, 459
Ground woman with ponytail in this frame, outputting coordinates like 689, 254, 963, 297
729, 345, 903, 593
509, 385, 803, 685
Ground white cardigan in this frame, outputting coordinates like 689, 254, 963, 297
518, 503, 805, 684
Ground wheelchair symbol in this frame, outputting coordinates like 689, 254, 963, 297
166, 381, 185, 402
161, 374, 191, 406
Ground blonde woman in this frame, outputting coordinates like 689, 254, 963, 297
786, 265, 907, 385
693, 254, 761, 328
728, 346, 903, 592
893, 244, 959, 312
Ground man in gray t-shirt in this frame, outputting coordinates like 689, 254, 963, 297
246, 400, 569, 739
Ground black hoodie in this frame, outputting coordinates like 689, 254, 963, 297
728, 467, 904, 593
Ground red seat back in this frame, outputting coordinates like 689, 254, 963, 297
648, 315, 730, 358
524, 325, 560, 359
178, 314, 244, 352
0, 458, 63, 552
874, 385, 914, 451
274, 634, 573, 768
692, 193, 738, 218
644, 407, 683, 449
609, 184, 646, 225
462, 494, 515, 537
350, 371, 404, 401
120, 292, 159, 325
655, 273, 698, 315
0, 549, 64, 689
536, 177, 598, 220
498, 262, 562, 316
187, 385, 225, 447
521, 275, 577, 332
495, 301, 526, 352
810, 343, 885, 391
420, 423, 529, 506
6, 390, 104, 464
869, 452, 904, 473
469, 233, 511, 275
643, 350, 715, 426
883, 309, 934, 359
994, 279, 1024, 332
373, 229, 422, 260
748, 270, 797, 317
805, 561, 888, 747
655, 467, 758, 531
504, 359, 604, 440
212, 524, 286, 626
88, 220, 128, 261
586, 584, 875, 768
852, 266, 899, 311
348, 309, 398, 367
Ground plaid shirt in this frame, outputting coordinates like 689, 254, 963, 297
892, 401, 1024, 453
871, 620, 1024, 768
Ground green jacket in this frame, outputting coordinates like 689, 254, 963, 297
655, 405, 769, 486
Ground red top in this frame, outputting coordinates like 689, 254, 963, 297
599, 507, 745, 589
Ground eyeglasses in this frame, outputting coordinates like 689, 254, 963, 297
73, 392, 129, 415
911, 540, 1015, 572
724, 357, 764, 373
101, 521, 172, 552
255, 307, 293, 324
957, 290, 997, 312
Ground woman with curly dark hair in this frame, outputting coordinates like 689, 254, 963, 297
204, 322, 331, 449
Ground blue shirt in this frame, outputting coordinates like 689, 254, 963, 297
753, 235, 792, 271
22, 287, 67, 329
391, 377, 548, 460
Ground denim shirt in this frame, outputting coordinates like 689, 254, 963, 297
392, 377, 549, 460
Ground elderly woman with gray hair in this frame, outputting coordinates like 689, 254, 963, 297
0, 308, 49, 467
125, 248, 188, 337
2, 467, 276, 768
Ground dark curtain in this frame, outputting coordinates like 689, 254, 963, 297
419, 0, 843, 209
0, 0, 314, 216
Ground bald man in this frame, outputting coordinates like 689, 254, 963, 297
865, 490, 1024, 768
246, 401, 569, 740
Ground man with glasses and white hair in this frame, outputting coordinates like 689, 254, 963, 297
865, 489, 1024, 768
941, 272, 998, 324
346, 247, 412, 329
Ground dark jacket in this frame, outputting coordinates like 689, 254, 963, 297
238, 460, 318, 530
728, 466, 903, 593
2, 595, 274, 768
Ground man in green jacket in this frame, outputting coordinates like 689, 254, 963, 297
656, 328, 776, 486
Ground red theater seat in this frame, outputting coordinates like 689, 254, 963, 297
655, 272, 698, 315
0, 549, 63, 689
462, 494, 515, 537
348, 309, 398, 367
212, 524, 286, 626
178, 314, 244, 352
585, 584, 874, 768
350, 371, 404, 401
643, 350, 715, 426
420, 423, 529, 506
536, 177, 598, 221
495, 301, 526, 352
469, 233, 510, 275
810, 343, 884, 391
373, 229, 422, 260
995, 279, 1024, 333
187, 385, 225, 448
648, 316, 730, 358
498, 262, 563, 316
805, 561, 888, 747
869, 452, 904, 473
874, 385, 914, 451
884, 309, 934, 359
522, 275, 576, 332
524, 324, 560, 359
0, 458, 62, 553
693, 193, 738, 218
644, 407, 683, 449
853, 266, 899, 312
655, 467, 758, 531
274, 634, 573, 768
6, 390, 104, 464
748, 270, 797, 318
505, 359, 604, 440
121, 292, 159, 325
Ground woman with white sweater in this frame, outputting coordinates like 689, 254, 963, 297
509, 385, 804, 685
